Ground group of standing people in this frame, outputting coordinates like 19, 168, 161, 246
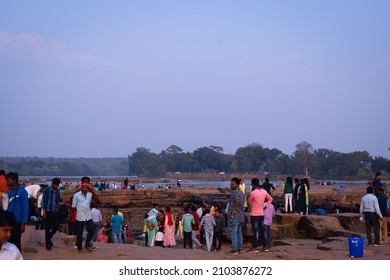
143, 204, 176, 248
360, 172, 389, 246
282, 177, 310, 215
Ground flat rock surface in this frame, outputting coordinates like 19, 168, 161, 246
21, 226, 390, 260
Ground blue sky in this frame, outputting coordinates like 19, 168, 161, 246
1, 1, 389, 158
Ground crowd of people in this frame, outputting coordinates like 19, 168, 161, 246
0, 170, 388, 260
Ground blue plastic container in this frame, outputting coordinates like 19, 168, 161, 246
348, 237, 364, 258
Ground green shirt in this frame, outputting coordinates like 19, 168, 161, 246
181, 213, 195, 233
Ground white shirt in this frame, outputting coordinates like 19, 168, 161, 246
24, 184, 41, 199
0, 242, 23, 260
72, 191, 93, 221
91, 207, 103, 223
196, 207, 203, 219
155, 231, 164, 241
360, 193, 383, 218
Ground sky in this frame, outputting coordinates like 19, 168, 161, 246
0, 1, 389, 158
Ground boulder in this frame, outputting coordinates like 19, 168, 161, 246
298, 215, 344, 239
330, 213, 366, 233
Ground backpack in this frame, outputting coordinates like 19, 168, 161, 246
147, 220, 154, 230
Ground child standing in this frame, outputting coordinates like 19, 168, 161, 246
263, 202, 275, 252
213, 209, 225, 251
181, 206, 195, 249
200, 209, 216, 252
143, 214, 149, 247
0, 209, 23, 260
155, 228, 165, 247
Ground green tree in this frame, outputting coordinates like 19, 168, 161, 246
294, 141, 314, 177
128, 147, 166, 177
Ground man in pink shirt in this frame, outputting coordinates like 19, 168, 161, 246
248, 178, 273, 253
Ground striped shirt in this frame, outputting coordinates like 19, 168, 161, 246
42, 186, 60, 213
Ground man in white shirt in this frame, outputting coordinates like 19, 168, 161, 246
360, 186, 383, 246
72, 181, 95, 253
24, 184, 43, 199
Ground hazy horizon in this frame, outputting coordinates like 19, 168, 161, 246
1, 1, 389, 158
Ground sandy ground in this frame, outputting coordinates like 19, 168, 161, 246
21, 225, 390, 260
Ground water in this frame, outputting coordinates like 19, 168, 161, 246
20, 176, 370, 189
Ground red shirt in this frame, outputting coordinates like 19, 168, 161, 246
192, 212, 200, 231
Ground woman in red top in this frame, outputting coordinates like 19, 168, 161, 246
163, 206, 176, 247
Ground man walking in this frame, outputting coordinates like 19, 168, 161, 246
6, 172, 29, 251
72, 180, 95, 253
42, 178, 61, 250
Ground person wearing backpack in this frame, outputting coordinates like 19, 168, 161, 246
376, 187, 388, 244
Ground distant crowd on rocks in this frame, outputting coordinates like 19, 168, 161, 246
0, 170, 388, 259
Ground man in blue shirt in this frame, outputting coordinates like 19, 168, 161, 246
6, 172, 28, 252
110, 207, 123, 244
42, 178, 61, 250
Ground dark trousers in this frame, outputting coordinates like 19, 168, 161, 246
183, 231, 193, 249
144, 232, 148, 246
213, 230, 223, 250
45, 212, 59, 246
364, 212, 380, 245
75, 219, 94, 250
68, 221, 76, 235
9, 223, 22, 252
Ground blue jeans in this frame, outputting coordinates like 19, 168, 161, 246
92, 222, 100, 242
112, 231, 122, 244
263, 225, 271, 248
228, 219, 243, 252
250, 216, 265, 249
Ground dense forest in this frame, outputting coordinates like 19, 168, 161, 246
128, 142, 390, 179
1, 142, 390, 179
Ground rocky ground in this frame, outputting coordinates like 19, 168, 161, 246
19, 182, 390, 260
21, 224, 390, 260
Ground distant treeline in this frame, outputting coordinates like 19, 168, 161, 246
2, 142, 390, 179
0, 157, 128, 176
128, 142, 390, 179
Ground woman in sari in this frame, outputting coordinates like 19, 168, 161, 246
163, 206, 176, 247
144, 214, 157, 246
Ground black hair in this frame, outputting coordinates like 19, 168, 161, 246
0, 209, 16, 227
0, 170, 5, 176
204, 208, 210, 214
301, 178, 310, 190
251, 178, 260, 187
367, 186, 374, 194
166, 206, 171, 212
375, 172, 382, 177
294, 178, 300, 184
286, 177, 293, 186
81, 176, 91, 183
264, 177, 270, 183
231, 177, 240, 185
52, 177, 61, 185
5, 172, 18, 182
